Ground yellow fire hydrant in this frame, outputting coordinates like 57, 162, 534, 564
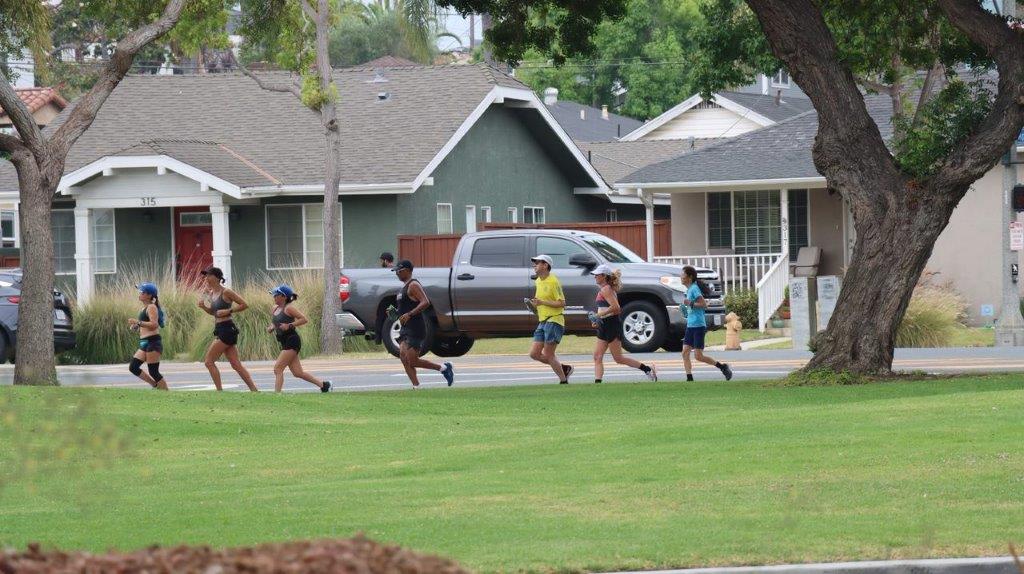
724, 312, 742, 350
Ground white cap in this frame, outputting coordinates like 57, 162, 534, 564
590, 264, 615, 276
530, 254, 553, 267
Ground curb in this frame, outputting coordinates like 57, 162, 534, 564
602, 556, 1019, 574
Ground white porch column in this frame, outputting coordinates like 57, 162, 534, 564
779, 188, 790, 257
210, 205, 233, 285
465, 205, 477, 233
638, 188, 655, 262
73, 207, 94, 305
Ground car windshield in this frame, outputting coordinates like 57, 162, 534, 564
582, 235, 645, 263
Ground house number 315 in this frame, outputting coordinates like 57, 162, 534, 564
140, 197, 156, 206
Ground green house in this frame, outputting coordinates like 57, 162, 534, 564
0, 64, 664, 303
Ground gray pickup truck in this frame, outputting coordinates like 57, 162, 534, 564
336, 229, 725, 357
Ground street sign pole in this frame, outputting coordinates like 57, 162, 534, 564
995, 151, 1024, 346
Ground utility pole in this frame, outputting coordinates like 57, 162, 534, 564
995, 0, 1024, 346
469, 13, 476, 49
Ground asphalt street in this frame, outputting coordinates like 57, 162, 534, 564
1, 347, 1022, 392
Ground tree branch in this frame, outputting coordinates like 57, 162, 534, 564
745, 0, 901, 200
932, 0, 1024, 192
238, 63, 303, 98
911, 60, 944, 129
0, 71, 44, 154
0, 133, 27, 157
299, 0, 320, 21
50, 0, 187, 158
856, 76, 893, 95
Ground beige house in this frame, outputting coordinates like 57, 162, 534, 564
0, 87, 67, 131
610, 89, 1018, 330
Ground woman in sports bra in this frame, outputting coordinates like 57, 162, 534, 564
266, 284, 331, 393
197, 266, 258, 392
589, 264, 657, 384
127, 282, 168, 390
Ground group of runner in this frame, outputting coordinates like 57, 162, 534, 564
127, 254, 732, 392
128, 266, 331, 393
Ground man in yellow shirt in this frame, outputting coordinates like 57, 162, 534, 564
528, 254, 574, 384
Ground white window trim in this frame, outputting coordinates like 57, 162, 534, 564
771, 69, 791, 88
523, 206, 546, 225
508, 207, 518, 223
264, 203, 343, 271
481, 206, 492, 223
0, 209, 17, 248
52, 208, 76, 276
92, 208, 117, 274
436, 202, 453, 234
605, 209, 618, 223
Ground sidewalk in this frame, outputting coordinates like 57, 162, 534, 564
705, 337, 790, 352
604, 556, 1019, 574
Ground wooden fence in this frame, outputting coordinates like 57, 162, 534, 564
398, 220, 671, 267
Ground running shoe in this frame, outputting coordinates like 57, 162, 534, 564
441, 362, 455, 386
562, 364, 574, 380
644, 365, 658, 382
321, 380, 332, 393
720, 363, 733, 381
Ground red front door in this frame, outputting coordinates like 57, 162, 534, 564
174, 207, 213, 283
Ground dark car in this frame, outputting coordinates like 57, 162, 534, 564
0, 269, 76, 362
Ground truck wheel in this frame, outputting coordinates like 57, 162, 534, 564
431, 336, 474, 357
620, 300, 667, 354
380, 315, 436, 358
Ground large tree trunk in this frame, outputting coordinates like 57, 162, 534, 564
10, 151, 58, 385
744, 0, 1024, 376
312, 0, 344, 355
806, 181, 962, 374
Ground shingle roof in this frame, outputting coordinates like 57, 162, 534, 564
577, 138, 726, 184
0, 87, 68, 117
0, 64, 533, 192
620, 94, 896, 185
357, 55, 420, 68
545, 100, 643, 142
718, 90, 814, 123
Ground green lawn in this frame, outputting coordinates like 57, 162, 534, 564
1, 377, 1022, 573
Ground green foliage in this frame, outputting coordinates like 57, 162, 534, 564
300, 73, 338, 110
893, 79, 995, 179
62, 263, 375, 365
724, 288, 758, 330
0, 0, 51, 83
438, 0, 628, 65
514, 0, 700, 119
895, 276, 968, 348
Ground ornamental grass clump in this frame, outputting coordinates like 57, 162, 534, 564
895, 273, 967, 348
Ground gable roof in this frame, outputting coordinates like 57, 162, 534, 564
0, 64, 604, 195
0, 87, 68, 117
617, 94, 895, 188
578, 138, 726, 184
545, 99, 643, 142
620, 91, 814, 141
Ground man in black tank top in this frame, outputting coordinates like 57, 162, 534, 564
392, 260, 454, 389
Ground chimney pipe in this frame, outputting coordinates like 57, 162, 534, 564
775, 89, 782, 106
543, 87, 558, 105
580, 109, 586, 120
601, 105, 609, 120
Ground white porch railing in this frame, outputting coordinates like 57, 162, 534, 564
653, 253, 785, 295
755, 253, 790, 332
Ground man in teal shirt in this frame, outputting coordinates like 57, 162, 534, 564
681, 266, 732, 382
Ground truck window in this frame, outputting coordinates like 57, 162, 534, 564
536, 237, 589, 268
470, 237, 526, 268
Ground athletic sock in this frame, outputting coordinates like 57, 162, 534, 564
639, 363, 652, 374
686, 374, 694, 382
594, 379, 602, 384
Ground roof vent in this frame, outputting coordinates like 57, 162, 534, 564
543, 87, 558, 105
579, 108, 586, 120
601, 105, 609, 120
370, 67, 389, 83
377, 91, 390, 101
